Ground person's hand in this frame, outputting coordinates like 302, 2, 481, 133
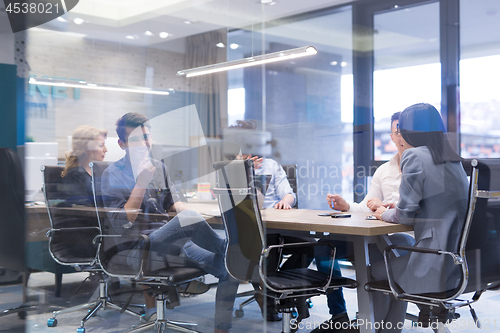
326, 194, 349, 211
274, 200, 292, 210
374, 206, 387, 220
382, 202, 396, 209
247, 154, 263, 170
136, 161, 156, 188
367, 197, 384, 211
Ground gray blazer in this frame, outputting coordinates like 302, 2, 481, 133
383, 146, 468, 294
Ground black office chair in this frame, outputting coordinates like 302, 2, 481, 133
365, 159, 500, 332
0, 148, 37, 321
213, 159, 357, 333
41, 165, 144, 332
90, 161, 206, 333
234, 163, 307, 320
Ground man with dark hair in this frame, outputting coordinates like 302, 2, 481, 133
101, 112, 238, 333
312, 112, 405, 333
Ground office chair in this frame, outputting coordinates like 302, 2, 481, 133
365, 159, 500, 333
213, 159, 357, 333
90, 161, 206, 333
0, 148, 37, 320
234, 163, 309, 320
41, 165, 144, 332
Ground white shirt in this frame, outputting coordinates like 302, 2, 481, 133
255, 158, 296, 209
349, 153, 402, 213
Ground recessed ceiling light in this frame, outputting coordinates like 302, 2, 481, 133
144, 31, 154, 36
393, 5, 399, 9
330, 61, 338, 66
229, 43, 239, 50
184, 20, 198, 24
261, 0, 277, 5
159, 32, 170, 38
341, 61, 347, 67
216, 42, 225, 48
56, 17, 68, 22
126, 35, 138, 40
73, 18, 84, 25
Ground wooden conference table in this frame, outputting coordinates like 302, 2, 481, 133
28, 201, 412, 333
188, 201, 413, 333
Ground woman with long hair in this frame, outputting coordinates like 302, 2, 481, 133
55, 125, 108, 258
371, 103, 468, 333
62, 125, 108, 205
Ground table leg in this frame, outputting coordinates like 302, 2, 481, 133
353, 235, 375, 333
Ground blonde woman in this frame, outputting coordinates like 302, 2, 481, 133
62, 125, 108, 205
55, 125, 107, 259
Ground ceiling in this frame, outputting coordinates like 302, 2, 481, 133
21, 0, 354, 53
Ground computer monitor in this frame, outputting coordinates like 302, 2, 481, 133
22, 142, 58, 202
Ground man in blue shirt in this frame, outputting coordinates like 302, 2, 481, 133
101, 113, 238, 333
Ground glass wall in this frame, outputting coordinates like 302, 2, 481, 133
460, 0, 500, 158
373, 2, 440, 160
227, 7, 354, 208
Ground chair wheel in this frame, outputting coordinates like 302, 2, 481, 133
47, 318, 58, 327
18, 311, 27, 320
306, 300, 313, 308
235, 309, 244, 318
76, 328, 86, 333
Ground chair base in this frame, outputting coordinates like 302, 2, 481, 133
124, 294, 199, 333
47, 279, 144, 330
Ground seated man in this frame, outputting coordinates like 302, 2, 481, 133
101, 112, 239, 333
312, 112, 404, 333
228, 120, 314, 321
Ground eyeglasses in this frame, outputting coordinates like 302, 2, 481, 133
394, 123, 401, 136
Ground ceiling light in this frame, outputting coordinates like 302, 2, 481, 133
29, 78, 170, 95
125, 35, 137, 40
177, 46, 317, 78
56, 17, 68, 22
159, 32, 170, 38
393, 5, 399, 9
341, 61, 347, 67
230, 43, 239, 50
73, 18, 84, 25
330, 61, 338, 66
144, 31, 154, 36
216, 43, 226, 48
184, 20, 198, 24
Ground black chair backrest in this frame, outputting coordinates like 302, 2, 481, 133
214, 159, 265, 283
0, 148, 25, 272
463, 158, 500, 293
89, 161, 136, 276
91, 161, 193, 279
42, 165, 99, 264
282, 164, 298, 207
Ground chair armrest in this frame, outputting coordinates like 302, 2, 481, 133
46, 226, 99, 238
382, 245, 465, 299
259, 241, 337, 293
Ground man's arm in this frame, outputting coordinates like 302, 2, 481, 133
274, 193, 295, 210
273, 163, 296, 209
123, 163, 156, 223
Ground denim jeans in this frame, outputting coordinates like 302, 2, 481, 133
314, 243, 347, 316
143, 210, 238, 330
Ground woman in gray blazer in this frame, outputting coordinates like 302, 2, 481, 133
371, 103, 468, 333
